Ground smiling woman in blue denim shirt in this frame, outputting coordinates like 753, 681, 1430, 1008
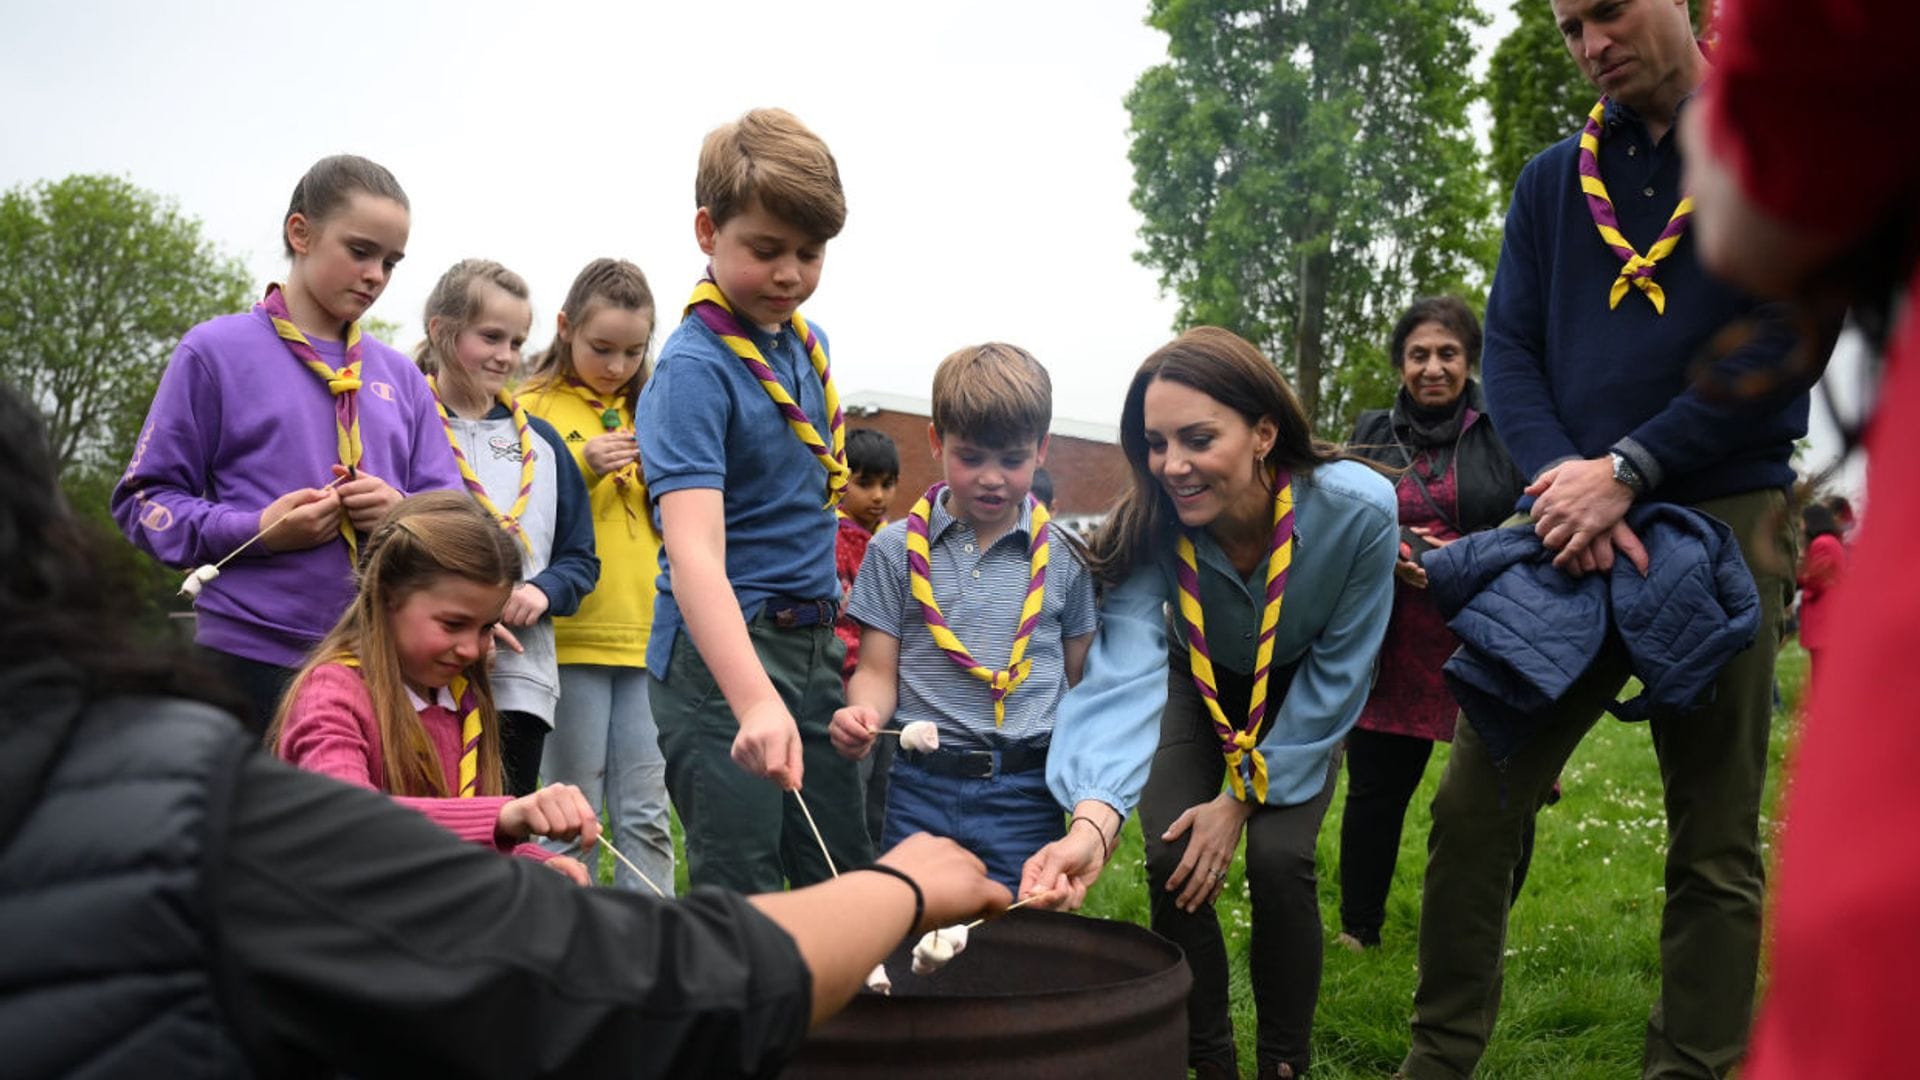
1020, 327, 1398, 1080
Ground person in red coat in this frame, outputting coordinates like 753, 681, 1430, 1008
1793, 502, 1846, 698
1687, 0, 1920, 1072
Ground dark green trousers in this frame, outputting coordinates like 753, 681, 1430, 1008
1402, 489, 1792, 1080
649, 616, 873, 893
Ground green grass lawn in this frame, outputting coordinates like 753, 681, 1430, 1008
1076, 642, 1806, 1079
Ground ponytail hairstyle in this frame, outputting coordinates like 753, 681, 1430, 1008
523, 258, 656, 414
282, 154, 409, 258
413, 259, 532, 395
1090, 327, 1360, 585
268, 492, 522, 798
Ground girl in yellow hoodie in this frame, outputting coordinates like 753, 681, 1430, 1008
523, 259, 671, 893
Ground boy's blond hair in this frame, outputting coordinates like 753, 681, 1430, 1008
695, 108, 846, 242
930, 343, 1053, 449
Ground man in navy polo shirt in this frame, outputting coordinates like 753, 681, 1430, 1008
1398, 1, 1823, 1077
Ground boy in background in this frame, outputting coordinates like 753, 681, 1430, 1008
830, 344, 1097, 889
836, 428, 900, 680
836, 427, 900, 844
638, 108, 872, 891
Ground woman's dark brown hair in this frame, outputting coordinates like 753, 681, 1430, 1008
0, 382, 239, 713
1090, 327, 1367, 584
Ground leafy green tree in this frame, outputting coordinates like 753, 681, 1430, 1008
0, 174, 253, 481
1126, 0, 1493, 431
1486, 0, 1592, 202
1, 174, 254, 627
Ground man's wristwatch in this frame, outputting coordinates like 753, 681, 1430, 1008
1608, 451, 1648, 496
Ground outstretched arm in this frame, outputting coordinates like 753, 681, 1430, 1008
658, 488, 803, 789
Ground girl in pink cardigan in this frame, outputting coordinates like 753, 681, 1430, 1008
270, 492, 599, 883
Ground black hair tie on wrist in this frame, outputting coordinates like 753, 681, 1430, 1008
1069, 814, 1112, 863
860, 863, 925, 935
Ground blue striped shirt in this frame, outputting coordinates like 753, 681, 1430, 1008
847, 493, 1098, 748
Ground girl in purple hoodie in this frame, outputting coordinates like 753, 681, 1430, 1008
112, 155, 461, 731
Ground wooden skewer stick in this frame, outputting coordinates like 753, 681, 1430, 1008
182, 473, 351, 593
217, 472, 351, 570
965, 891, 1050, 930
791, 788, 840, 879
594, 836, 668, 898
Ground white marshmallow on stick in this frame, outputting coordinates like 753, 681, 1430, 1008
909, 924, 970, 976
178, 473, 351, 602
178, 564, 220, 599
898, 721, 939, 753
865, 963, 892, 995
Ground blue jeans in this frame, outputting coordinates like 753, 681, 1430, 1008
540, 665, 674, 895
882, 755, 1063, 891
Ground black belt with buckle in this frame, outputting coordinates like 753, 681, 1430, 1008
902, 742, 1049, 779
765, 597, 838, 630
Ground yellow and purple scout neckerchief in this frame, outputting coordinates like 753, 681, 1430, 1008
1173, 475, 1294, 803
426, 375, 537, 552
904, 482, 1050, 728
338, 655, 483, 797
683, 275, 848, 509
565, 377, 647, 537
1578, 98, 1694, 315
259, 284, 364, 558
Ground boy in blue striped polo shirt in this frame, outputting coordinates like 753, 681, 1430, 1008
830, 344, 1098, 889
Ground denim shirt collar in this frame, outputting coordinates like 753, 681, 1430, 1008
1183, 525, 1279, 600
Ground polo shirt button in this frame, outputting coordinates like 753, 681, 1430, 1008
963, 543, 975, 554
1627, 145, 1637, 156
1643, 186, 1655, 197
972, 569, 981, 579
1243, 631, 1253, 640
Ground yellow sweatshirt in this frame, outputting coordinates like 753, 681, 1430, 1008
522, 381, 660, 668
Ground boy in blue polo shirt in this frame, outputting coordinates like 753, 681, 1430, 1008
638, 108, 872, 892
830, 343, 1098, 889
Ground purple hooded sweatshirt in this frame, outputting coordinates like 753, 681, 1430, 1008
113, 308, 462, 667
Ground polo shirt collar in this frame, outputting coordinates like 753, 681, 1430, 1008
1603, 89, 1700, 139
405, 683, 459, 713
741, 318, 793, 355
927, 487, 1036, 547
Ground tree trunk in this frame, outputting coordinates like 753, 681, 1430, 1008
1294, 244, 1331, 426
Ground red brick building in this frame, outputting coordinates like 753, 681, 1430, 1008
842, 391, 1128, 533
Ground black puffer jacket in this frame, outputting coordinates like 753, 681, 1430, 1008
0, 660, 254, 1078
0, 659, 814, 1079
1347, 380, 1528, 533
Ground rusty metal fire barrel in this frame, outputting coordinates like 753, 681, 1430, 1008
783, 909, 1191, 1078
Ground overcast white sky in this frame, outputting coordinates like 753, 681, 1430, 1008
0, 0, 1858, 492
